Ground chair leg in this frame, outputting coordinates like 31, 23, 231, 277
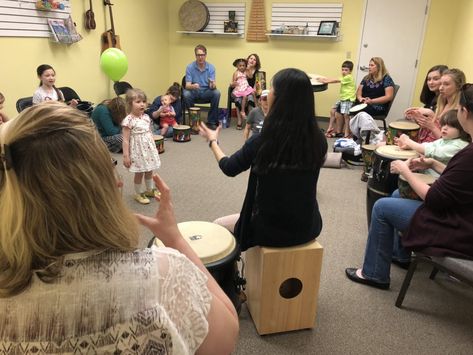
382, 120, 387, 132
429, 267, 439, 280
395, 258, 418, 308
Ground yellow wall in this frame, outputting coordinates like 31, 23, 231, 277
1, 0, 472, 118
1, 0, 169, 116
448, 0, 473, 80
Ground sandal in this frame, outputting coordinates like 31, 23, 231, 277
324, 128, 334, 138
236, 124, 243, 130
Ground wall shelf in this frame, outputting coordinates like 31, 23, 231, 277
177, 30, 244, 37
266, 33, 341, 41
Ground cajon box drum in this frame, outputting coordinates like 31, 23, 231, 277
245, 240, 324, 334
387, 120, 420, 145
153, 135, 165, 154
173, 125, 191, 142
177, 221, 241, 312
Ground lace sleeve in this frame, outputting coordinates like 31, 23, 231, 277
152, 247, 212, 354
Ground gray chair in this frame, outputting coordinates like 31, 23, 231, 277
395, 252, 473, 308
16, 96, 33, 113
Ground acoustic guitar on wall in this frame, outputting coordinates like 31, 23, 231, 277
85, 0, 96, 30
101, 0, 121, 53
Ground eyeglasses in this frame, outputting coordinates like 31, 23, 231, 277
195, 53, 206, 57
260, 96, 268, 101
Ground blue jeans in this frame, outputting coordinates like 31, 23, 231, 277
362, 195, 422, 283
183, 88, 221, 124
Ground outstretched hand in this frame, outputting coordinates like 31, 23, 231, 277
135, 174, 181, 247
199, 121, 221, 142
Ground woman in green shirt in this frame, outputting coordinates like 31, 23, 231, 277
91, 97, 126, 153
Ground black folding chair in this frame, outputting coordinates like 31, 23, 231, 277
16, 97, 33, 113
113, 81, 133, 96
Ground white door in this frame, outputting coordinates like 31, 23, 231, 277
356, 0, 429, 123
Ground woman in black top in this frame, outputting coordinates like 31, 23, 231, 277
200, 68, 328, 251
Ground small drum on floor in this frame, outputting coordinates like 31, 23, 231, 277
189, 107, 201, 134
387, 120, 420, 145
173, 124, 191, 142
361, 144, 377, 177
398, 173, 436, 200
366, 145, 419, 225
176, 221, 242, 312
153, 135, 165, 154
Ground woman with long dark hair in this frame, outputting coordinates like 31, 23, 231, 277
200, 68, 328, 251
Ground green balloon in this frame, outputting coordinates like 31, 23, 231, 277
100, 48, 128, 82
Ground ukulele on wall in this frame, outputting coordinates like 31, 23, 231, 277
101, 0, 121, 53
85, 0, 96, 30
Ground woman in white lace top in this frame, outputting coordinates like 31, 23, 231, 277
0, 102, 238, 354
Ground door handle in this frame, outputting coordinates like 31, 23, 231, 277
360, 66, 369, 71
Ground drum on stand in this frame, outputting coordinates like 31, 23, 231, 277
173, 125, 191, 142
366, 145, 418, 226
386, 120, 420, 145
189, 107, 201, 134
398, 173, 436, 200
177, 221, 243, 313
153, 134, 165, 154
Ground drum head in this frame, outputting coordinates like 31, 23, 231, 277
179, 0, 210, 31
361, 144, 377, 152
349, 103, 367, 113
153, 135, 164, 141
175, 124, 190, 130
177, 221, 236, 264
389, 120, 420, 130
399, 172, 437, 184
376, 145, 419, 159
190, 107, 201, 112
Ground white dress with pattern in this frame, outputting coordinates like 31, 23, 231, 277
122, 113, 161, 172
0, 247, 212, 354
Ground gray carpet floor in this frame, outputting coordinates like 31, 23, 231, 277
112, 119, 473, 355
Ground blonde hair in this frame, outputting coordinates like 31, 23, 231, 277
436, 68, 466, 117
0, 102, 139, 297
125, 88, 147, 114
365, 57, 389, 83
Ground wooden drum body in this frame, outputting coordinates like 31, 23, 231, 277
366, 145, 418, 225
387, 120, 420, 145
153, 134, 165, 154
173, 124, 191, 142
398, 173, 436, 200
189, 107, 201, 134
361, 144, 376, 175
177, 221, 242, 312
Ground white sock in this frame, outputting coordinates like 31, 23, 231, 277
145, 178, 153, 191
134, 184, 143, 195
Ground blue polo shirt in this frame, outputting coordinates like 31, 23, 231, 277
185, 61, 216, 89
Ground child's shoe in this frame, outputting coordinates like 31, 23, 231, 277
144, 188, 160, 198
134, 193, 150, 204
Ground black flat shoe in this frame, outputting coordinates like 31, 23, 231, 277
391, 259, 411, 270
345, 268, 390, 290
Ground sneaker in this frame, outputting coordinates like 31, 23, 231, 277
144, 188, 160, 198
134, 193, 150, 204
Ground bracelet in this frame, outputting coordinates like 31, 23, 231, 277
209, 139, 218, 148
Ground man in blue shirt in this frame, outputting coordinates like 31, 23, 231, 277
183, 44, 220, 129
